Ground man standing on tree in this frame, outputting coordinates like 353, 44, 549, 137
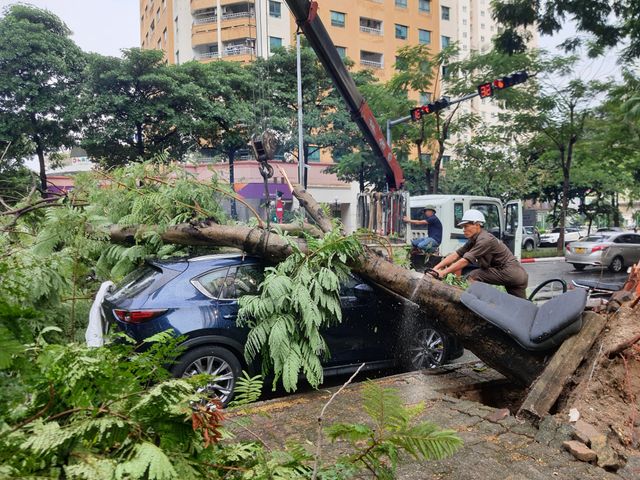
432, 209, 529, 298
403, 206, 442, 254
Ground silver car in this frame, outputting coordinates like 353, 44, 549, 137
565, 232, 640, 273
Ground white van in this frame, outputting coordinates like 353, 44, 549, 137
407, 195, 523, 260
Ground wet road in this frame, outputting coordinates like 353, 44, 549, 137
524, 258, 629, 290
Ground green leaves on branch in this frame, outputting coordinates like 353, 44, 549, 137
237, 228, 363, 392
326, 381, 462, 478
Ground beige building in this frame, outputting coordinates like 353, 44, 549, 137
140, 0, 441, 95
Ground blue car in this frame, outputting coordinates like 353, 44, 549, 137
102, 254, 462, 405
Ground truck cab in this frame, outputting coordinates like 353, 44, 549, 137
408, 195, 523, 260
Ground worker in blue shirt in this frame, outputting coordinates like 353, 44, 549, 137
403, 206, 443, 254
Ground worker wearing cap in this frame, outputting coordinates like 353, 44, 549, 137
403, 206, 442, 254
433, 209, 529, 298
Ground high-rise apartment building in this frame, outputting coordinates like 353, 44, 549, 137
141, 0, 441, 96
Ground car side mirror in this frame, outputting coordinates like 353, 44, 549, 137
354, 283, 374, 299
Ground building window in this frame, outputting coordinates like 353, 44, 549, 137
462, 31, 467, 38
441, 35, 450, 48
269, 36, 283, 50
162, 0, 166, 9
481, 23, 485, 29
395, 24, 408, 40
308, 147, 321, 162
442, 155, 451, 167
395, 0, 407, 7
418, 29, 431, 44
156, 8, 160, 22
441, 6, 450, 20
481, 36, 485, 42
331, 11, 346, 28
269, 1, 281, 18
462, 19, 467, 25
175, 50, 180, 64
157, 39, 161, 50
419, 92, 431, 104
442, 65, 450, 78
481, 10, 485, 16
418, 0, 430, 13
163, 28, 167, 44
335, 46, 347, 58
150, 19, 155, 31
420, 153, 432, 164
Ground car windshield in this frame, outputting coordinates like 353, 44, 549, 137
550, 228, 561, 233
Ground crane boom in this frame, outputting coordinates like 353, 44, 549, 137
284, 0, 405, 190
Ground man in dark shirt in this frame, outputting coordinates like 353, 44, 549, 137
403, 206, 443, 254
433, 209, 529, 298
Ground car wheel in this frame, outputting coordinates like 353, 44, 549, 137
571, 264, 586, 271
171, 345, 242, 407
404, 325, 451, 369
524, 240, 534, 252
608, 256, 624, 273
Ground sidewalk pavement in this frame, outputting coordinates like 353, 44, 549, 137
227, 367, 632, 479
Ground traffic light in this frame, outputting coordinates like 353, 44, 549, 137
410, 97, 450, 121
492, 70, 529, 90
477, 82, 493, 98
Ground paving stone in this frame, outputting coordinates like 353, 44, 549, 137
618, 454, 640, 479
563, 440, 597, 462
574, 419, 603, 445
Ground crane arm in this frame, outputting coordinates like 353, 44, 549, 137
284, 0, 405, 190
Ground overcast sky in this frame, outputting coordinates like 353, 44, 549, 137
0, 0, 140, 57
0, 1, 623, 82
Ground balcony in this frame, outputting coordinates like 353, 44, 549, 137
194, 15, 217, 25
222, 11, 253, 20
360, 25, 383, 35
360, 18, 383, 36
222, 45, 254, 57
360, 59, 383, 68
196, 51, 219, 60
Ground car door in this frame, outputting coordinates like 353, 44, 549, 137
504, 200, 523, 259
629, 234, 640, 264
215, 264, 264, 327
322, 275, 388, 366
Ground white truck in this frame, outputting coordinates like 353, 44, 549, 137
407, 195, 523, 260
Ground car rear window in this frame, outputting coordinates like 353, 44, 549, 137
109, 265, 164, 302
583, 235, 609, 242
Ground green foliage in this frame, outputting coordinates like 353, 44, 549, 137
237, 227, 363, 392
326, 381, 462, 478
228, 372, 264, 408
492, 0, 640, 62
0, 4, 85, 190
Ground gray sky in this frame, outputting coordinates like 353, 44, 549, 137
0, 0, 139, 57
0, 1, 623, 81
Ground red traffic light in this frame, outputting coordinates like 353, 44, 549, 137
410, 97, 450, 121
492, 71, 529, 90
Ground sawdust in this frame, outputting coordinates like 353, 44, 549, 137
558, 304, 640, 455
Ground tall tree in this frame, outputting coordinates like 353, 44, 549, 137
0, 5, 85, 192
492, 0, 640, 61
80, 49, 202, 167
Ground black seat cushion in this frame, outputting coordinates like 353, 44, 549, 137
530, 289, 587, 343
460, 282, 538, 346
460, 282, 585, 351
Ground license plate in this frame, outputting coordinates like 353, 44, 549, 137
574, 248, 586, 254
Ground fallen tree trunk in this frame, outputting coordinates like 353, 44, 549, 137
107, 187, 549, 385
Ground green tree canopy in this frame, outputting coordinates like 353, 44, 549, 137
492, 0, 640, 61
0, 5, 85, 191
80, 49, 206, 167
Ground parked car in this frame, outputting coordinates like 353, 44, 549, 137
565, 232, 640, 272
522, 226, 540, 251
596, 227, 624, 233
102, 254, 463, 405
539, 227, 584, 247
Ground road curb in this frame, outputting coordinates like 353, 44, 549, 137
521, 256, 565, 264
